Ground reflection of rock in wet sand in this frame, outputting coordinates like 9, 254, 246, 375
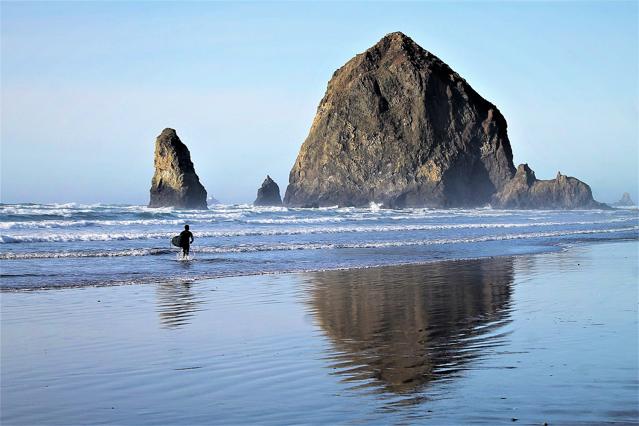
307, 258, 514, 394
156, 282, 203, 328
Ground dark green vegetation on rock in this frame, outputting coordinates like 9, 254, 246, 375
148, 128, 208, 210
254, 175, 283, 206
284, 32, 603, 209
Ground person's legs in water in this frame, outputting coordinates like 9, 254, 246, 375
182, 244, 190, 258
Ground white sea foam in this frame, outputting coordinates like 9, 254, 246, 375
0, 219, 635, 243
0, 218, 188, 230
191, 227, 639, 254
2, 226, 637, 259
3, 203, 625, 229
1, 203, 637, 290
1, 248, 173, 259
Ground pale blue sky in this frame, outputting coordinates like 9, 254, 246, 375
2, 1, 637, 205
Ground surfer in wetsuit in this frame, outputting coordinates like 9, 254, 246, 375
179, 225, 194, 257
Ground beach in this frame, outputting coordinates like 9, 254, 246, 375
2, 240, 637, 425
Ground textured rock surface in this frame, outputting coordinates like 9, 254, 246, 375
492, 164, 605, 209
148, 128, 208, 209
254, 175, 282, 206
284, 32, 516, 208
613, 192, 635, 206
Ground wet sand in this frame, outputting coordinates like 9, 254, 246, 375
1, 241, 638, 424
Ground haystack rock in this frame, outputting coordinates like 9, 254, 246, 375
254, 175, 283, 206
148, 128, 208, 209
613, 192, 635, 207
492, 164, 606, 209
284, 31, 516, 208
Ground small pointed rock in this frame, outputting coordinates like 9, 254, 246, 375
148, 128, 208, 209
254, 175, 282, 206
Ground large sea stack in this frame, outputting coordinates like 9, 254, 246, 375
285, 32, 515, 208
284, 31, 604, 209
148, 128, 208, 209
254, 175, 283, 206
492, 164, 606, 209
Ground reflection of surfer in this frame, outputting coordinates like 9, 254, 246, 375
179, 225, 194, 257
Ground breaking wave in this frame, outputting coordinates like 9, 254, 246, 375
2, 203, 637, 290
0, 219, 634, 243
2, 226, 637, 259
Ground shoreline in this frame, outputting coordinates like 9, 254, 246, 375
2, 236, 637, 293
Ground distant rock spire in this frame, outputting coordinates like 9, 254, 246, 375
614, 192, 635, 206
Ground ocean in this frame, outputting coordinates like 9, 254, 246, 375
1, 203, 637, 290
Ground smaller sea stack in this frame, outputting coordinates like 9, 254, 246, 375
254, 175, 283, 206
492, 164, 605, 209
613, 192, 635, 207
148, 128, 208, 209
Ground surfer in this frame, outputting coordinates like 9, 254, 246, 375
179, 225, 194, 257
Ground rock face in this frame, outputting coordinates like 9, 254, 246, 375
614, 192, 635, 206
148, 128, 208, 209
284, 31, 516, 208
254, 175, 282, 206
492, 164, 605, 209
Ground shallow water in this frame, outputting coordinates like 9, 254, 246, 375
2, 241, 637, 424
1, 203, 638, 289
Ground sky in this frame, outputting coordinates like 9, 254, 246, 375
1, 1, 637, 205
